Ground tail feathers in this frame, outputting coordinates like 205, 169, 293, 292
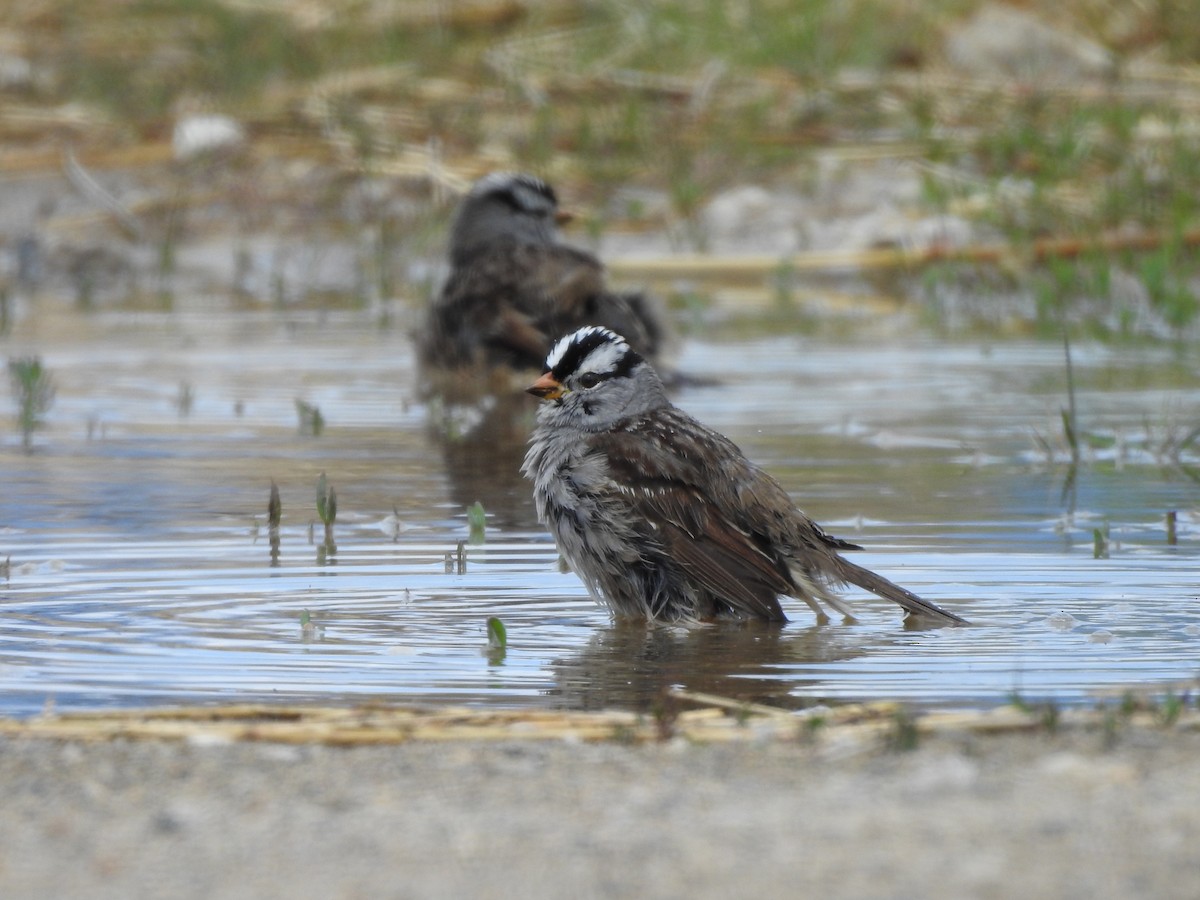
833, 557, 968, 626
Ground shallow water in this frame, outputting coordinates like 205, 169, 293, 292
2, 307, 1199, 716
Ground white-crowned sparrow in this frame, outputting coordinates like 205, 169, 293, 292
419, 173, 667, 375
522, 326, 968, 626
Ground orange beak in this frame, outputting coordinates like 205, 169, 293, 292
526, 371, 565, 400
554, 207, 575, 226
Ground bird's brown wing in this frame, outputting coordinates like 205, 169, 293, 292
592, 411, 968, 627
588, 415, 798, 621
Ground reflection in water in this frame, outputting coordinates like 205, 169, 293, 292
548, 622, 868, 711
429, 389, 541, 528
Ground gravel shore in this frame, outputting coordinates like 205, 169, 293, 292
2, 720, 1198, 899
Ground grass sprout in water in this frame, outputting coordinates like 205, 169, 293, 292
316, 472, 337, 561
486, 616, 507, 664
268, 480, 282, 566
295, 399, 325, 436
7, 355, 55, 453
468, 501, 487, 544
445, 541, 467, 575
486, 617, 507, 649
299, 609, 324, 642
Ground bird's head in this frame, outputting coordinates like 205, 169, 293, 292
449, 172, 570, 266
527, 326, 666, 430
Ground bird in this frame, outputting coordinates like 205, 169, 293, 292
418, 172, 667, 380
521, 326, 968, 626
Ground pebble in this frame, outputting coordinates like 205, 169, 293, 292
173, 114, 246, 160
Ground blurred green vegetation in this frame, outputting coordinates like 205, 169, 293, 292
5, 0, 1200, 337
7, 355, 55, 452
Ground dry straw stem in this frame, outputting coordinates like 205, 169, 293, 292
218, 0, 528, 31
1, 700, 1196, 747
878, 66, 1200, 113
0, 102, 119, 143
607, 227, 1200, 286
0, 142, 175, 176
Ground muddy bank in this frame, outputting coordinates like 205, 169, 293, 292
1, 716, 1197, 899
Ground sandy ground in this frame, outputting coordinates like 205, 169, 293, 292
2, 721, 1198, 899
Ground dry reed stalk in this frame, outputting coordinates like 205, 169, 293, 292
0, 701, 1195, 746
214, 0, 335, 30
882, 67, 1200, 110
642, 284, 903, 313
361, 0, 528, 30
667, 688, 797, 719
219, 0, 530, 31
0, 142, 174, 176
607, 227, 1200, 284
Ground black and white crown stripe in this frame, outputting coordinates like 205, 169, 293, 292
545, 327, 643, 382
470, 172, 558, 209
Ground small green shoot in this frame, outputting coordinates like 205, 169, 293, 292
268, 480, 282, 565
300, 608, 320, 641
486, 616, 507, 649
445, 544, 468, 574
1093, 524, 1110, 559
486, 616, 507, 664
467, 500, 487, 544
269, 481, 282, 527
1060, 328, 1079, 467
7, 356, 55, 453
1166, 510, 1177, 546
1059, 407, 1078, 459
315, 472, 335, 524
295, 399, 324, 436
316, 472, 336, 556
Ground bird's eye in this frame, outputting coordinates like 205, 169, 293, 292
577, 372, 602, 389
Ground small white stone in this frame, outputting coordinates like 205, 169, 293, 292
173, 114, 246, 160
0, 52, 33, 88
